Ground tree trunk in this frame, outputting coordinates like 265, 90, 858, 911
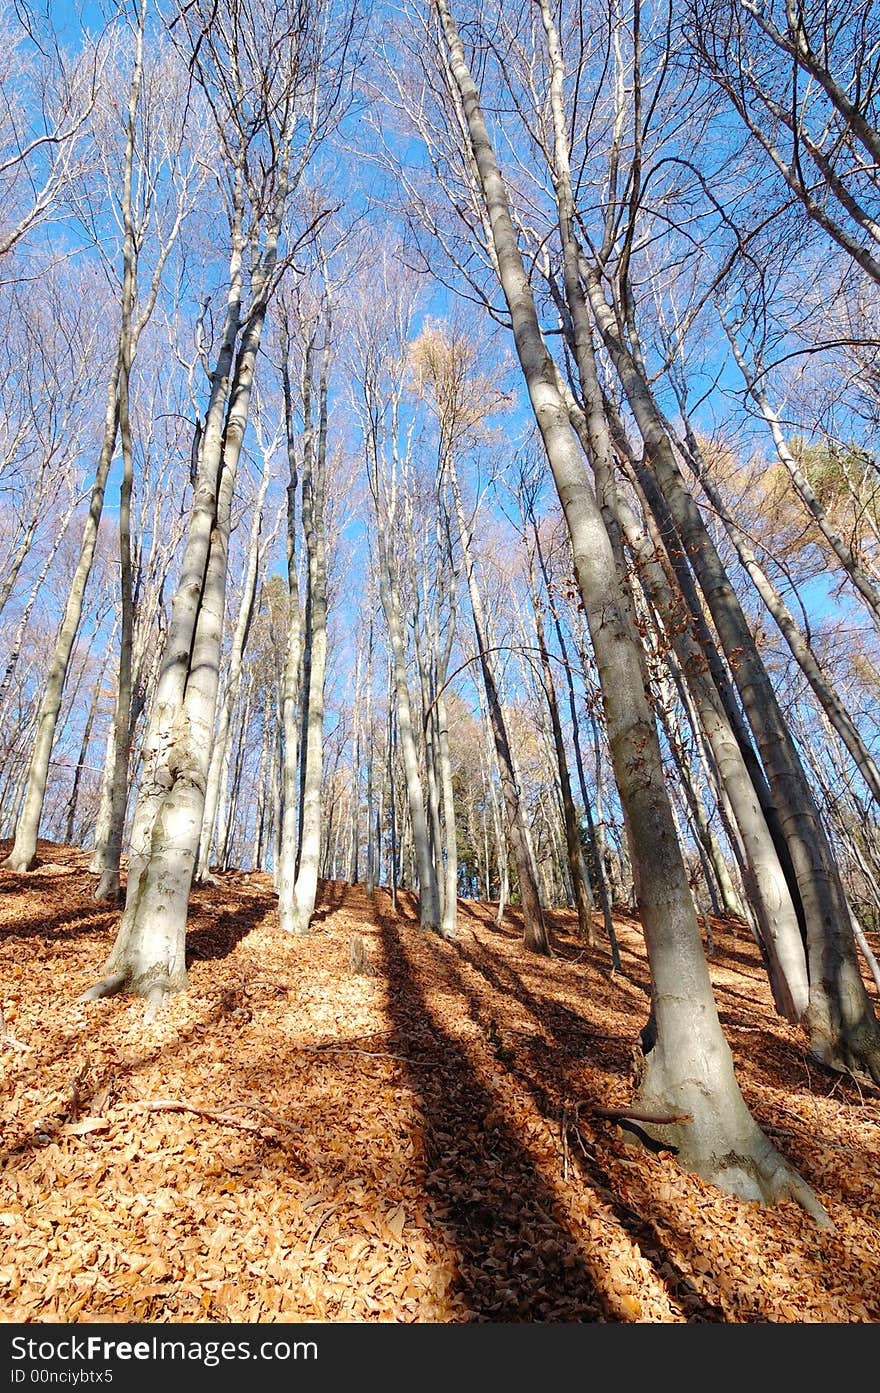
558, 250, 805, 995
64, 621, 117, 847
365, 623, 376, 896
288, 310, 331, 935
0, 497, 78, 722
435, 0, 830, 1219
376, 544, 440, 931
525, 522, 595, 943
0, 473, 52, 625
535, 533, 620, 964
93, 219, 138, 901
4, 3, 147, 874
197, 451, 270, 880
276, 312, 305, 932
681, 420, 880, 807
581, 261, 880, 1081
387, 666, 398, 909
1, 368, 121, 871
447, 456, 550, 952
83, 161, 282, 1012
349, 649, 362, 884
475, 679, 510, 923
436, 683, 459, 937
251, 705, 271, 870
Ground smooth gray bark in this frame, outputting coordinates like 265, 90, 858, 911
447, 457, 550, 952
579, 255, 880, 1084
84, 141, 282, 1010
277, 311, 305, 931
524, 527, 595, 942
360, 338, 441, 931
288, 309, 330, 935
3, 1, 180, 873
197, 451, 271, 881
433, 0, 829, 1218
377, 543, 440, 931
1, 367, 120, 871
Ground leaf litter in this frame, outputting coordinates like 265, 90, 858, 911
1, 841, 878, 1323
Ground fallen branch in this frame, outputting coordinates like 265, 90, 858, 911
764, 1122, 853, 1157
134, 1101, 261, 1132
134, 1099, 300, 1136
590, 1105, 693, 1125
305, 1045, 442, 1067
219, 1100, 302, 1134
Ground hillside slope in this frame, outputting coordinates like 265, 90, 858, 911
1, 842, 878, 1323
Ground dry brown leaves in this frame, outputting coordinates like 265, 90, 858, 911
1, 840, 878, 1324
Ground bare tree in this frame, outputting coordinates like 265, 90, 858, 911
351, 258, 442, 933
83, 0, 358, 1014
422, 0, 830, 1220
3, 0, 202, 873
0, 1, 103, 260
285, 265, 332, 935
411, 322, 552, 948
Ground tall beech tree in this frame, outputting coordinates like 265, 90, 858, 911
83, 0, 357, 1013
352, 261, 443, 934
422, 0, 831, 1220
281, 263, 333, 937
410, 323, 551, 952
2, 0, 201, 874
2, 0, 880, 1227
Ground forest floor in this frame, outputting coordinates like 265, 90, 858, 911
1, 840, 879, 1324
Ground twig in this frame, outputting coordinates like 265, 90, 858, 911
219, 1100, 302, 1134
69, 1072, 83, 1123
135, 1101, 262, 1131
570, 1121, 595, 1157
305, 1203, 341, 1255
560, 1101, 596, 1177
560, 1103, 571, 1181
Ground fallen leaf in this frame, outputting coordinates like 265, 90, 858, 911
63, 1117, 109, 1136
385, 1203, 406, 1242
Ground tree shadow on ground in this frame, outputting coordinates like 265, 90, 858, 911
451, 936, 751, 1321
463, 934, 633, 1066
0, 903, 117, 940
372, 900, 607, 1320
185, 894, 273, 963
308, 879, 348, 925
455, 930, 880, 1320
